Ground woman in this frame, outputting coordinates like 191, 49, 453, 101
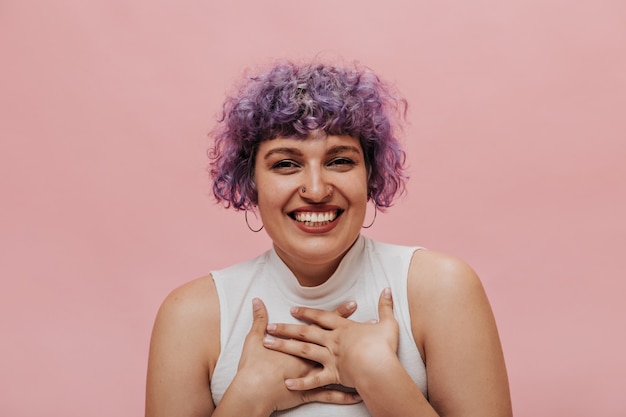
145, 61, 512, 417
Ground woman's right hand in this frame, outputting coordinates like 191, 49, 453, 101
220, 298, 362, 415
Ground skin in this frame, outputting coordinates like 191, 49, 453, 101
145, 134, 512, 417
254, 133, 368, 287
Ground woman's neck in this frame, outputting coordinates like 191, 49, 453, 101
289, 259, 342, 287
273, 247, 346, 287
272, 235, 361, 287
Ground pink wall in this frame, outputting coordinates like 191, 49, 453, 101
1, 1, 624, 415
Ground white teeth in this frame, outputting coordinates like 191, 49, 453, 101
294, 210, 338, 225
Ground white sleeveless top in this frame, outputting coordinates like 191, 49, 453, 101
211, 235, 427, 416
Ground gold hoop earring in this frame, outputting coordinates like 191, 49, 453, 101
362, 202, 377, 229
245, 209, 264, 232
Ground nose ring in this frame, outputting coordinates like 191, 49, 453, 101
300, 185, 333, 197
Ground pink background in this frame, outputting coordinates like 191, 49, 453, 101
1, 1, 625, 416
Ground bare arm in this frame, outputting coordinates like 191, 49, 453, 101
145, 276, 218, 417
409, 250, 512, 417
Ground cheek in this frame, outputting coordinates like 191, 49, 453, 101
256, 180, 291, 209
355, 172, 370, 200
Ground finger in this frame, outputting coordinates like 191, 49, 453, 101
290, 306, 344, 329
333, 301, 357, 318
377, 287, 394, 322
299, 388, 362, 405
250, 298, 268, 336
263, 334, 328, 364
284, 371, 336, 391
266, 322, 326, 345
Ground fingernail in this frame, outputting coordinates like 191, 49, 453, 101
345, 301, 357, 310
263, 335, 275, 345
284, 379, 295, 388
290, 306, 300, 315
266, 323, 277, 332
252, 298, 262, 311
383, 287, 392, 299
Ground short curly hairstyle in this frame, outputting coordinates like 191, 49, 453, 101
209, 60, 408, 211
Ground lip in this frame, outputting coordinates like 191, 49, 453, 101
288, 205, 344, 234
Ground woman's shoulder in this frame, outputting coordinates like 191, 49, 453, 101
151, 275, 221, 370
364, 237, 482, 297
408, 249, 483, 294
156, 275, 220, 333
406, 249, 495, 343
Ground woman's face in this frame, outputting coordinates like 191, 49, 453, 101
254, 134, 368, 280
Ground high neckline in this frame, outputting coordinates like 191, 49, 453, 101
267, 234, 366, 306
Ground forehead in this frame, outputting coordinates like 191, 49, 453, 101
257, 135, 363, 156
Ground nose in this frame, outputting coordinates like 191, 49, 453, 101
299, 168, 333, 202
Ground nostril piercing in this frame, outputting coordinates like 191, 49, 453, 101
301, 186, 306, 193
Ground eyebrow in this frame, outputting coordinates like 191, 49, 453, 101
263, 147, 303, 160
326, 145, 362, 157
263, 145, 361, 160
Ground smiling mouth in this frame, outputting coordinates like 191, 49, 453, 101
289, 210, 342, 226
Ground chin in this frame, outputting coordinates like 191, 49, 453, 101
294, 235, 357, 261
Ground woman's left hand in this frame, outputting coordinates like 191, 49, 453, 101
262, 288, 399, 391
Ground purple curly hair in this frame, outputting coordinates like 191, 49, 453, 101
209, 60, 408, 211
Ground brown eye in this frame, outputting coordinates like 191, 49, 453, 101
330, 158, 354, 165
271, 160, 300, 171
328, 158, 356, 169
